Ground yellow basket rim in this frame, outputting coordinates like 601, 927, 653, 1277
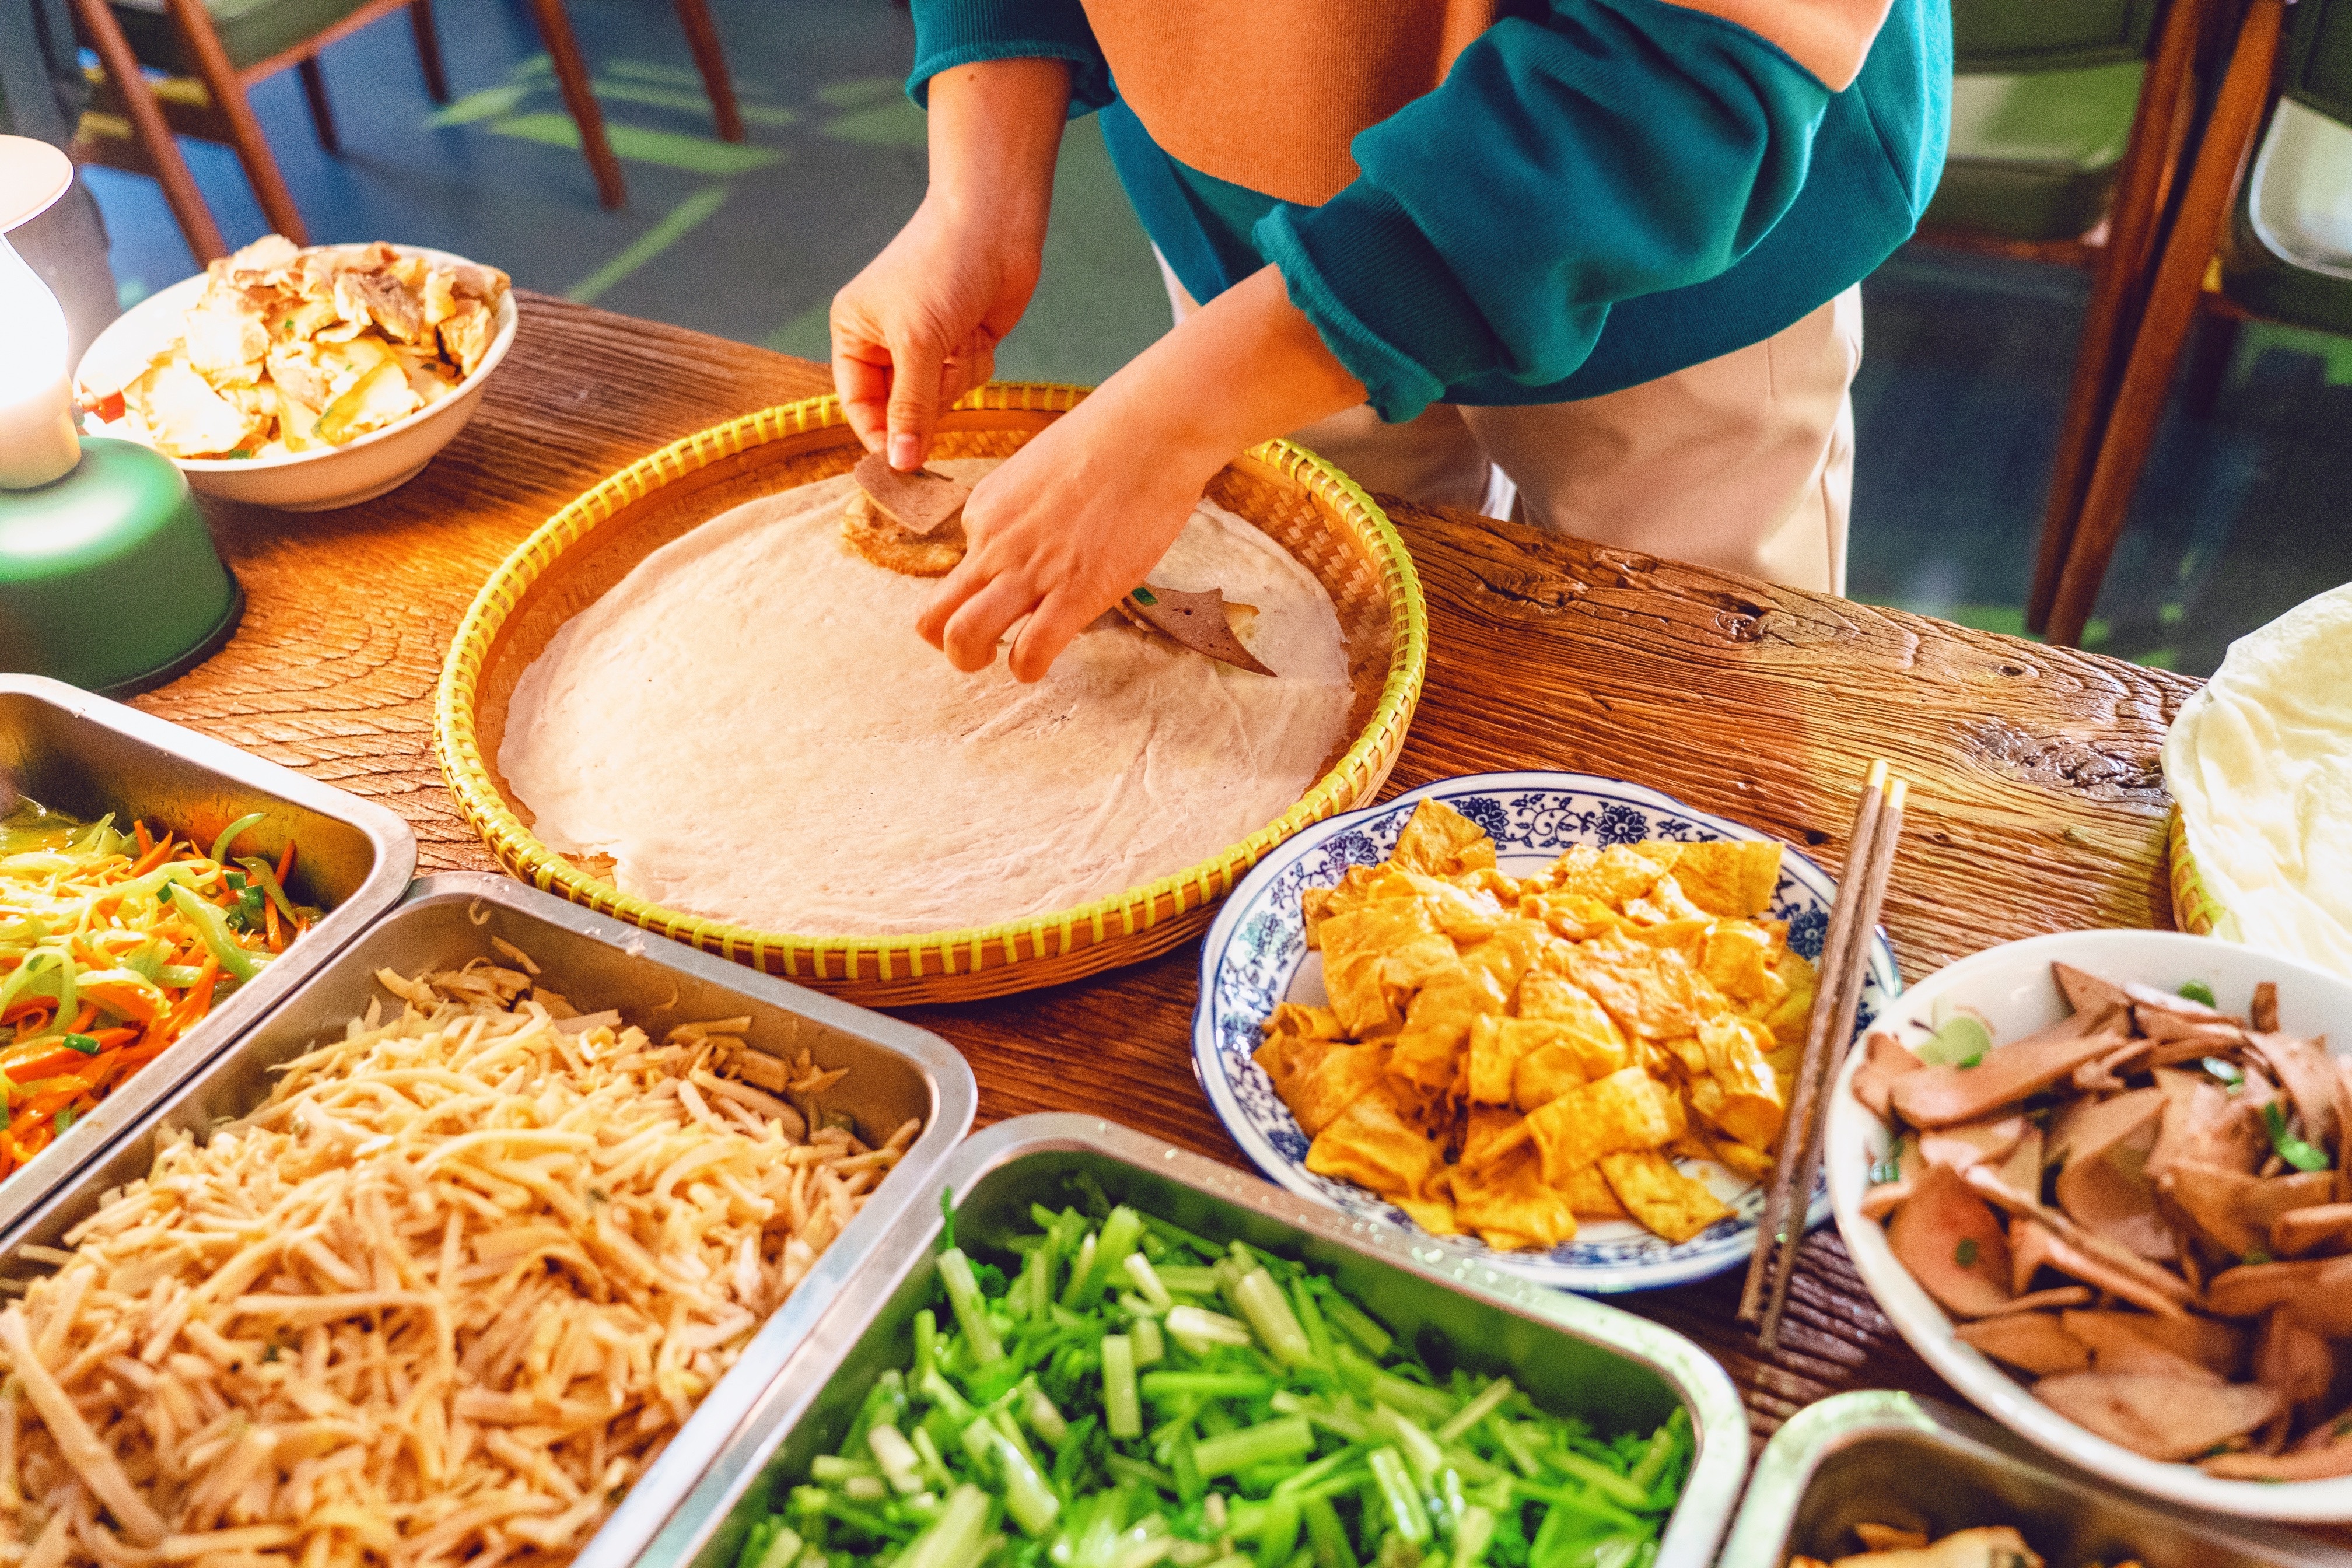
434, 381, 1429, 972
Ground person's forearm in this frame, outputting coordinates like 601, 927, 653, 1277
925, 58, 1072, 253
1088, 265, 1367, 475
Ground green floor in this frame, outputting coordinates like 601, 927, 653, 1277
82, 0, 2352, 678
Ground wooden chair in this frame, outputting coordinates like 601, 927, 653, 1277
67, 0, 746, 258
1907, 0, 2222, 645
2037, 0, 2347, 646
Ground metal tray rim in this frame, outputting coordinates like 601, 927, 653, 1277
0, 672, 418, 1237
1716, 1390, 2352, 1567
636, 1110, 1751, 1568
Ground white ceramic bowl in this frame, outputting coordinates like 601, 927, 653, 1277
74, 244, 518, 512
1828, 927, 2352, 1521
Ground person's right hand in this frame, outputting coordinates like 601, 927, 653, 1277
830, 58, 1072, 471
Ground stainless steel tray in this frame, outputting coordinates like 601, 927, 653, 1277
1718, 1391, 2352, 1567
0, 872, 978, 1568
0, 672, 415, 1238
632, 1112, 1752, 1568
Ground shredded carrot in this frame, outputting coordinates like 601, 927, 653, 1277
276, 838, 296, 885
62, 1004, 96, 1036
132, 820, 152, 855
127, 835, 174, 877
265, 895, 284, 953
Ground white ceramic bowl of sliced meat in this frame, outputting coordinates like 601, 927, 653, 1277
1828, 928, 2352, 1521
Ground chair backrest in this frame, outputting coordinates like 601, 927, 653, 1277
2280, 0, 2352, 126
1951, 0, 2163, 74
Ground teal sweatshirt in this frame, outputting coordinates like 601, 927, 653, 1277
908, 0, 1951, 422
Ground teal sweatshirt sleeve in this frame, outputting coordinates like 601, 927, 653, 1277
1255, 0, 1841, 422
906, 0, 1115, 116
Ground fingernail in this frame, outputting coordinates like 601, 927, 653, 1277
890, 433, 920, 471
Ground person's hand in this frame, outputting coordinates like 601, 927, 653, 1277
831, 59, 1069, 470
918, 265, 1370, 680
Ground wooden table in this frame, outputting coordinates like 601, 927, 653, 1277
139, 293, 2199, 1452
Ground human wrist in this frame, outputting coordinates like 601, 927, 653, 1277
924, 58, 1066, 244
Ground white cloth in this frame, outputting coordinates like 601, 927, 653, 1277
2163, 583, 2352, 975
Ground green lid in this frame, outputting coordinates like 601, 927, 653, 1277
0, 437, 241, 695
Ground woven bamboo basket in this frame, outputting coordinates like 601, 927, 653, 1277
2168, 804, 2230, 938
436, 382, 1426, 1005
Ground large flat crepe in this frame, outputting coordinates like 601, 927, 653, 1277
500, 460, 1353, 936
2162, 582, 2352, 974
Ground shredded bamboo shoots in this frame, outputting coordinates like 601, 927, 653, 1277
0, 958, 919, 1568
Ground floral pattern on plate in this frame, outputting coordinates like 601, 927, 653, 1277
1192, 771, 1901, 1294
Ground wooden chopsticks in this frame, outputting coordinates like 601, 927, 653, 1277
1738, 760, 1909, 1350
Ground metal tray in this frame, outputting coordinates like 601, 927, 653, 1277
0, 872, 978, 1568
0, 672, 415, 1238
1718, 1391, 2352, 1566
632, 1112, 1752, 1568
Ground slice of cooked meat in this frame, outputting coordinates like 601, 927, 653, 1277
2252, 982, 2280, 1035
1966, 1167, 2197, 1314
2160, 1161, 2334, 1258
1852, 1031, 1924, 1119
2010, 1217, 2057, 1296
1956, 1312, 2091, 1376
2204, 1256, 2351, 1318
1919, 1114, 2026, 1174
2052, 1094, 2170, 1259
2253, 1304, 2337, 1416
1887, 1164, 2015, 1318
2136, 1010, 2250, 1054
1889, 1023, 2129, 1129
2126, 980, 2246, 1027
2146, 1075, 2267, 1180
2047, 1088, 2164, 1168
1993, 1125, 2043, 1205
2057, 1310, 2222, 1384
1860, 1133, 1926, 1222
2062, 1308, 2245, 1377
2274, 1202, 2352, 1258
2054, 963, 2132, 1019
2074, 1035, 2153, 1093
2203, 1437, 2352, 1481
2248, 1032, 2339, 1153
2035, 1372, 2281, 1460
1974, 1284, 2092, 1316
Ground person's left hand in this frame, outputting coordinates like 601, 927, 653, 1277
916, 393, 1217, 680
914, 265, 1369, 681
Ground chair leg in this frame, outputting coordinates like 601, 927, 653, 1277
523, 0, 626, 208
158, 0, 307, 242
2043, 0, 2287, 648
2179, 311, 2244, 418
408, 0, 450, 105
68, 0, 227, 261
672, 0, 744, 142
296, 57, 340, 153
2025, 0, 2209, 634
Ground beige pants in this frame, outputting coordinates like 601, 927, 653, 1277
1160, 256, 1862, 594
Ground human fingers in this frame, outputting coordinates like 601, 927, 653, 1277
882, 330, 949, 472
831, 338, 892, 453
940, 569, 1042, 673
1006, 585, 1104, 684
916, 544, 996, 649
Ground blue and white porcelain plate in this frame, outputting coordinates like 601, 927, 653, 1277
1193, 771, 1901, 1295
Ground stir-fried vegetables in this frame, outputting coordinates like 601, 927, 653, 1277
751, 1189, 1693, 1568
0, 800, 319, 1174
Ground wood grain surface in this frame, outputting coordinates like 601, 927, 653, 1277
137, 293, 2205, 1458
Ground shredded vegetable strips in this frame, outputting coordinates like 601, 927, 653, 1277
0, 957, 922, 1568
0, 802, 316, 1177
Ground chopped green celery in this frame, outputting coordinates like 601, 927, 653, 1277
1103, 1334, 1144, 1438
912, 1310, 938, 1383
1367, 1448, 1432, 1545
1138, 1213, 1222, 1259
1172, 1433, 1205, 1506
1081, 1208, 1146, 1296
1125, 1252, 1177, 1312
1133, 1317, 1167, 1366
1369, 1405, 1444, 1481
1544, 1448, 1649, 1508
867, 1424, 925, 1494
809, 1455, 877, 1483
1315, 1288, 1392, 1358
1488, 1416, 1546, 1478
1156, 1265, 1221, 1296
1016, 1248, 1052, 1323
1194, 1415, 1313, 1477
1452, 1506, 1496, 1568
1301, 1497, 1359, 1568
894, 1484, 990, 1568
1164, 1306, 1254, 1354
1436, 1378, 1514, 1443
1252, 1496, 1301, 1567
1233, 1270, 1316, 1368
1334, 1348, 1454, 1425
1019, 1378, 1069, 1445
1061, 1234, 1100, 1310
985, 1423, 1060, 1536
1626, 1410, 1688, 1494
1141, 1372, 1278, 1403
1272, 1446, 1363, 1497
1289, 1279, 1334, 1368
937, 1249, 1005, 1364
233, 854, 300, 921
